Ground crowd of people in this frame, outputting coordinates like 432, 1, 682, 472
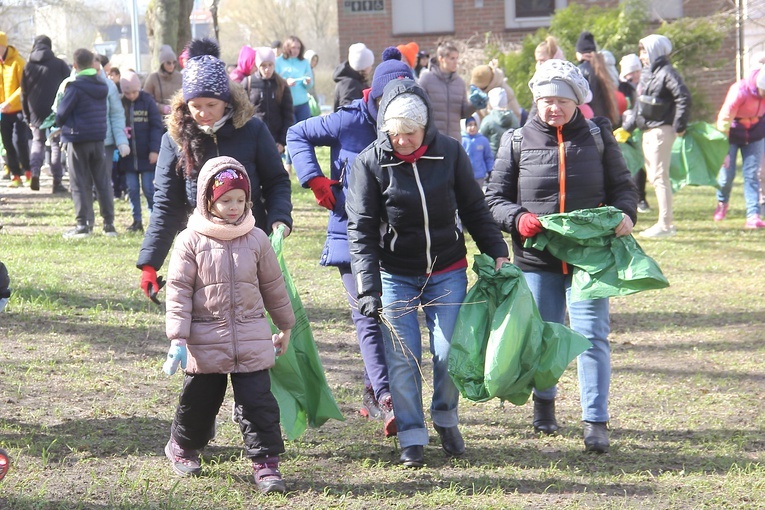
2, 25, 764, 494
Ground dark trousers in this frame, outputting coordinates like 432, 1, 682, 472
30, 125, 63, 182
633, 168, 647, 202
0, 112, 30, 177
171, 370, 285, 459
67, 140, 112, 227
339, 265, 390, 400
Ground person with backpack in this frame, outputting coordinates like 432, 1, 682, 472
485, 59, 637, 454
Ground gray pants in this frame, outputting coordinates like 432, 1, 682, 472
30, 126, 63, 183
67, 140, 113, 227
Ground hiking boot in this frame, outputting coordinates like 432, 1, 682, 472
359, 386, 382, 420
52, 182, 68, 194
30, 176, 40, 191
583, 421, 610, 453
639, 223, 676, 239
378, 392, 397, 437
63, 224, 92, 239
103, 224, 118, 237
252, 456, 286, 494
713, 202, 729, 221
433, 424, 465, 457
8, 176, 22, 188
745, 215, 765, 229
532, 395, 559, 435
126, 221, 144, 233
399, 445, 424, 468
164, 438, 202, 477
637, 200, 651, 213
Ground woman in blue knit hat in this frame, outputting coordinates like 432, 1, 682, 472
136, 37, 292, 307
286, 47, 414, 439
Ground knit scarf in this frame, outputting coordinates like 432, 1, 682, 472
186, 208, 256, 241
393, 144, 428, 163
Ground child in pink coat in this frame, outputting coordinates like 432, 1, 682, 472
163, 155, 295, 493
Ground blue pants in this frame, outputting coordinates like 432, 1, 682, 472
717, 139, 764, 218
125, 170, 155, 223
524, 270, 611, 423
339, 266, 390, 400
380, 267, 467, 448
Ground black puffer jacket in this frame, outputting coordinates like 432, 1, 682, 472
347, 79, 508, 297
485, 110, 638, 273
333, 61, 366, 111
626, 56, 691, 133
247, 71, 294, 147
21, 42, 70, 127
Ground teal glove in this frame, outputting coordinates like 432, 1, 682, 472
469, 85, 489, 109
163, 340, 187, 375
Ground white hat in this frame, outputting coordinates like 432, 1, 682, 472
529, 59, 590, 105
619, 54, 642, 80
348, 43, 374, 72
383, 93, 428, 129
488, 87, 508, 109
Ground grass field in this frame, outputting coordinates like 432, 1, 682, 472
0, 160, 764, 509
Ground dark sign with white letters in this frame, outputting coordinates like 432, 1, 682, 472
343, 0, 385, 14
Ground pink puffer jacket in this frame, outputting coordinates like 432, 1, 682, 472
165, 156, 295, 374
717, 68, 765, 136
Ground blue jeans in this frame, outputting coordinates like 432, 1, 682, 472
125, 170, 155, 223
717, 139, 764, 218
380, 268, 467, 448
523, 270, 611, 423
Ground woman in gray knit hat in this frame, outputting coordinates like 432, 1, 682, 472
486, 59, 638, 454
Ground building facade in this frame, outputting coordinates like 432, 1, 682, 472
336, 0, 740, 120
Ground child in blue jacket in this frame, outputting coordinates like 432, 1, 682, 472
119, 71, 163, 233
461, 116, 494, 190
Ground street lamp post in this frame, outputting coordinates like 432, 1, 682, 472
130, 0, 141, 73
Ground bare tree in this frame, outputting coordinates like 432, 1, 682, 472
146, 0, 195, 69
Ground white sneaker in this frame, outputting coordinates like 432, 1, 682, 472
639, 223, 676, 238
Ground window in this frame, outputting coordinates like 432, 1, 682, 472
391, 0, 454, 35
647, 0, 682, 20
505, 0, 568, 29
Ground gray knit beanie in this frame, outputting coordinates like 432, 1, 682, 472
529, 59, 590, 105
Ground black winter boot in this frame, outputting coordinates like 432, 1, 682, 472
533, 395, 559, 435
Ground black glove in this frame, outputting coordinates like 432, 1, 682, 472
358, 294, 382, 322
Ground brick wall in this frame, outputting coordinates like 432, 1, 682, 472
336, 0, 737, 120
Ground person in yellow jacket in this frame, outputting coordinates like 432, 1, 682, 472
0, 31, 30, 188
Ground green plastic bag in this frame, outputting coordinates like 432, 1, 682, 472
669, 122, 727, 192
618, 137, 644, 176
448, 254, 591, 405
308, 94, 321, 117
525, 207, 670, 302
268, 227, 344, 440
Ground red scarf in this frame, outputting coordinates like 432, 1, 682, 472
393, 144, 428, 163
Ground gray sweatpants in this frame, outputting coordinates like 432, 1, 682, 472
67, 140, 113, 228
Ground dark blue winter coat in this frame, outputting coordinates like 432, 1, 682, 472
136, 85, 292, 271
287, 95, 377, 266
119, 90, 163, 173
56, 72, 108, 143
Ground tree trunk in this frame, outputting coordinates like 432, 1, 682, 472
152, 0, 180, 70
177, 0, 194, 54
